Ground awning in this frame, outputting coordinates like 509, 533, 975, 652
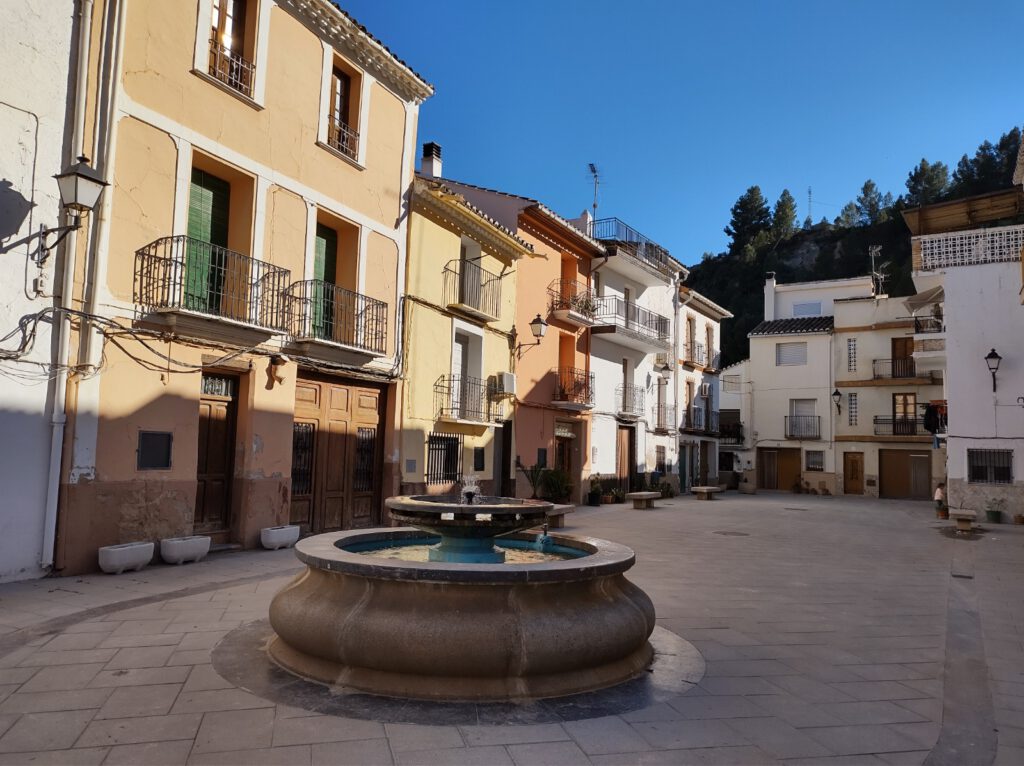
903, 285, 944, 313
554, 424, 577, 439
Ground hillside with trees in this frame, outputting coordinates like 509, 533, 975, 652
687, 127, 1022, 368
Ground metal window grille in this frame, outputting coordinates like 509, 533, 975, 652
353, 427, 376, 492
805, 450, 824, 472
137, 432, 173, 470
426, 432, 463, 485
208, 38, 255, 98
442, 259, 502, 319
327, 117, 360, 161
848, 393, 858, 426
967, 449, 1013, 484
847, 338, 857, 372
201, 374, 235, 397
655, 446, 667, 474
291, 423, 315, 496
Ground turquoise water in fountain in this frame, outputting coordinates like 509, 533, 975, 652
344, 535, 587, 564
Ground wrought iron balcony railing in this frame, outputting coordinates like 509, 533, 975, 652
684, 408, 719, 434
912, 316, 944, 334
706, 410, 720, 434
553, 366, 594, 407
589, 217, 674, 274
873, 416, 927, 437
785, 415, 820, 440
652, 404, 676, 432
708, 349, 722, 369
326, 116, 360, 161
873, 358, 917, 379
547, 279, 599, 319
719, 422, 744, 445
594, 297, 671, 342
134, 236, 290, 331
685, 342, 707, 366
286, 280, 387, 354
208, 39, 254, 98
435, 374, 502, 423
615, 383, 645, 417
443, 259, 501, 320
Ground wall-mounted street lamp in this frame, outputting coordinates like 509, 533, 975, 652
37, 156, 108, 257
510, 314, 548, 358
832, 389, 842, 414
985, 348, 1002, 393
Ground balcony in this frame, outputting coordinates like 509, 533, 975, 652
872, 358, 922, 380
547, 279, 598, 328
286, 280, 387, 356
913, 316, 944, 334
719, 422, 744, 445
913, 223, 1024, 271
134, 235, 289, 341
326, 116, 360, 162
707, 349, 722, 370
551, 366, 594, 411
443, 259, 501, 322
685, 342, 707, 367
683, 408, 719, 435
651, 404, 676, 434
207, 39, 254, 99
873, 417, 931, 437
615, 383, 645, 419
592, 297, 671, 352
785, 415, 820, 440
434, 374, 503, 426
589, 217, 676, 284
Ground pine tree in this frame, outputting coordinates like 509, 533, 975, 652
855, 179, 886, 225
905, 159, 949, 206
949, 127, 1021, 197
835, 202, 859, 228
723, 186, 771, 256
771, 189, 798, 241
802, 214, 813, 230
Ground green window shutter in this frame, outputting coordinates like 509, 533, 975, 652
312, 224, 338, 338
185, 170, 230, 313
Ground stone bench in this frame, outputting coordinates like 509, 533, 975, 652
626, 491, 660, 510
951, 510, 976, 534
546, 504, 575, 529
692, 486, 723, 501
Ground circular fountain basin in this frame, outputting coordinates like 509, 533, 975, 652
268, 527, 656, 701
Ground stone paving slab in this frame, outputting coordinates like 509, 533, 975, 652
0, 493, 1022, 763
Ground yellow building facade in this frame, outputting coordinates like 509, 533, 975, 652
56, 0, 431, 573
401, 173, 532, 495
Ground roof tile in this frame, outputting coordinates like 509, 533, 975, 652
748, 317, 834, 336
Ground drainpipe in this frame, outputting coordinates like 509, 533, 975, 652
675, 272, 693, 490
41, 0, 94, 569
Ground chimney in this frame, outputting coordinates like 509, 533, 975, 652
764, 272, 776, 321
420, 142, 442, 178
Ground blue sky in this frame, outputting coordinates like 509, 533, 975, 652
345, 0, 1022, 266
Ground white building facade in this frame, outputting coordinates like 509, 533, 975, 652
0, 1, 76, 581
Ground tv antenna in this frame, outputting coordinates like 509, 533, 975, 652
807, 186, 812, 222
588, 163, 600, 219
869, 245, 889, 294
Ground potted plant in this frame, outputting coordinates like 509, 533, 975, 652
587, 476, 602, 506
1013, 513, 1024, 525
658, 481, 676, 499
539, 468, 573, 504
984, 498, 1006, 525
516, 460, 545, 499
611, 487, 626, 504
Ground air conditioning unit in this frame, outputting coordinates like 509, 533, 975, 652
494, 371, 516, 396
699, 383, 711, 397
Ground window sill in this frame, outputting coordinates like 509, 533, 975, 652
316, 140, 365, 171
191, 69, 265, 111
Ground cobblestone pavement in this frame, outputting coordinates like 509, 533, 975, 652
0, 492, 1021, 765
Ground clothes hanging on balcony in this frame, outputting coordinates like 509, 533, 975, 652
923, 404, 944, 434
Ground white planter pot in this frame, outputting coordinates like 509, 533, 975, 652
98, 542, 154, 574
160, 535, 211, 565
261, 525, 300, 550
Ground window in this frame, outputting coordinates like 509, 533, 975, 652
327, 66, 358, 159
655, 446, 667, 474
137, 432, 173, 470
805, 450, 824, 472
209, 0, 255, 97
426, 432, 462, 484
473, 447, 486, 472
536, 448, 547, 468
353, 428, 376, 492
793, 301, 822, 317
848, 393, 858, 426
592, 271, 601, 297
776, 341, 807, 366
967, 450, 1013, 484
847, 338, 857, 372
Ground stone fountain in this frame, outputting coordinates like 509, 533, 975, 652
268, 484, 656, 701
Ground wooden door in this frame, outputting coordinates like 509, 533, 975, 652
910, 454, 931, 499
758, 449, 778, 490
186, 169, 230, 314
844, 452, 864, 495
778, 449, 802, 492
892, 337, 914, 378
699, 441, 710, 484
879, 449, 910, 498
893, 393, 917, 435
291, 376, 383, 533
195, 374, 237, 537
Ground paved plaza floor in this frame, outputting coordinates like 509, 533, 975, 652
1, 492, 1022, 765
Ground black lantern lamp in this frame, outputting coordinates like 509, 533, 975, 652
511, 314, 548, 357
832, 388, 842, 413
36, 156, 108, 258
985, 348, 1002, 392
